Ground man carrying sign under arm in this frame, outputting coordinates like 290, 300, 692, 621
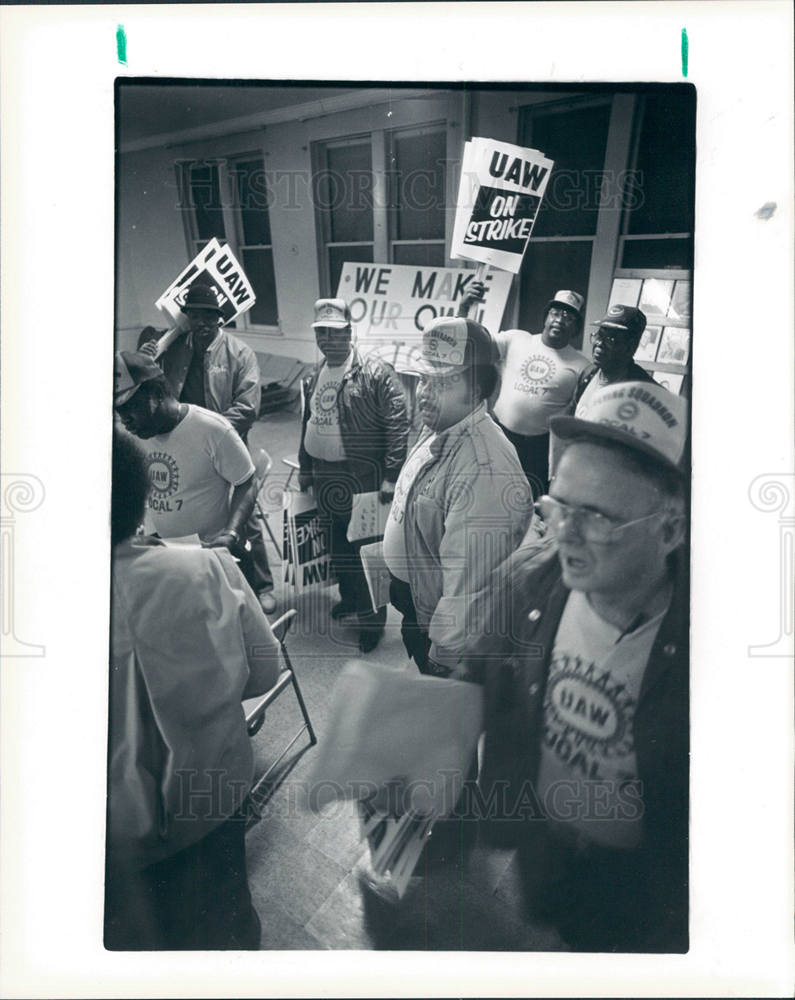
459, 282, 588, 498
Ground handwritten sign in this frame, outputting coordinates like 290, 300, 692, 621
451, 137, 554, 273
336, 262, 512, 369
346, 491, 390, 543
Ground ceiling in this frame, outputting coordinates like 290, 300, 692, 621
117, 84, 366, 145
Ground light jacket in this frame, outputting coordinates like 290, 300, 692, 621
108, 537, 280, 872
470, 536, 689, 951
138, 328, 261, 438
298, 348, 409, 490
401, 402, 534, 666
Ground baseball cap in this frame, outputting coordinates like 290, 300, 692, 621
180, 283, 223, 314
312, 298, 351, 329
591, 303, 647, 338
545, 290, 585, 317
550, 380, 688, 473
403, 316, 500, 377
114, 351, 163, 406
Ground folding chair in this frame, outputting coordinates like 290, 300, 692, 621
252, 447, 281, 555
245, 609, 317, 822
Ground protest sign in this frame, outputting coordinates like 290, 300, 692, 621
346, 492, 390, 544
358, 540, 391, 611
451, 137, 554, 273
155, 239, 256, 326
336, 262, 512, 369
282, 490, 334, 592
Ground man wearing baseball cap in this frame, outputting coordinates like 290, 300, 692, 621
468, 380, 689, 952
138, 283, 276, 614
298, 298, 409, 653
571, 303, 658, 414
114, 350, 263, 592
383, 315, 534, 678
458, 282, 588, 497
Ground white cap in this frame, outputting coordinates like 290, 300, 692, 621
550, 381, 688, 473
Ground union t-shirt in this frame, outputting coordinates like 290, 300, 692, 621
493, 331, 587, 436
303, 355, 352, 463
141, 405, 254, 541
535, 590, 666, 850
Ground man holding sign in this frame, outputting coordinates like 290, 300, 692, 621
459, 283, 588, 498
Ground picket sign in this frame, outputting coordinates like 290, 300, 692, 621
451, 136, 554, 274
154, 238, 257, 336
282, 489, 335, 593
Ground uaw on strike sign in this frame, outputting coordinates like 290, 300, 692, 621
156, 238, 256, 325
451, 137, 554, 273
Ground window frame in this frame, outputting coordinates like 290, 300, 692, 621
176, 153, 281, 336
312, 122, 449, 297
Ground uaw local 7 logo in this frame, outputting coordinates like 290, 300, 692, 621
594, 385, 679, 440
516, 354, 555, 393
146, 453, 180, 511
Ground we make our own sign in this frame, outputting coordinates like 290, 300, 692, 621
451, 137, 554, 273
336, 262, 512, 370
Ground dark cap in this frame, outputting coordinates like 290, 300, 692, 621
592, 303, 647, 339
403, 316, 500, 377
180, 283, 223, 314
114, 351, 163, 406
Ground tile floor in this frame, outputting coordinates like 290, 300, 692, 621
243, 407, 567, 951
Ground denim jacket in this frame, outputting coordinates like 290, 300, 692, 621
401, 402, 534, 666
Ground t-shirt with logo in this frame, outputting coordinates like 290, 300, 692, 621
303, 355, 353, 463
382, 431, 437, 581
141, 405, 254, 541
493, 331, 587, 436
535, 590, 667, 850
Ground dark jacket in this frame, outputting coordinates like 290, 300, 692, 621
471, 536, 689, 951
571, 361, 657, 412
298, 348, 409, 489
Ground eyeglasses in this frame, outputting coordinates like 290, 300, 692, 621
590, 328, 629, 349
535, 495, 664, 543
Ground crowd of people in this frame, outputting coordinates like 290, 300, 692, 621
108, 280, 690, 953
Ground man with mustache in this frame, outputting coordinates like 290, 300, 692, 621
573, 303, 657, 413
383, 315, 534, 677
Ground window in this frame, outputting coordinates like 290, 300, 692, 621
516, 99, 612, 339
314, 138, 375, 296
313, 125, 447, 295
177, 155, 279, 331
387, 127, 446, 268
619, 91, 695, 270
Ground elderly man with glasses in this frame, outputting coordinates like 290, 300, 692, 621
467, 380, 690, 953
572, 303, 658, 413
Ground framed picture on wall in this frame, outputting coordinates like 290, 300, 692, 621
608, 277, 642, 309
668, 279, 692, 321
639, 277, 675, 317
634, 324, 662, 362
657, 326, 691, 364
